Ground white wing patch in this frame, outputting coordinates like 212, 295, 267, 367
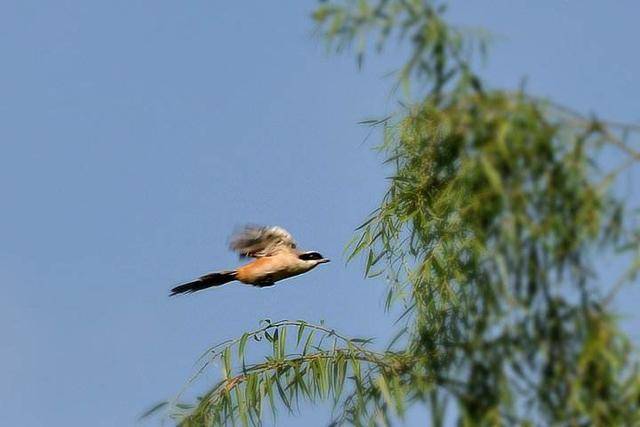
229, 225, 297, 258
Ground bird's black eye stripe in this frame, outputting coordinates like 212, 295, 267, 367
299, 252, 323, 261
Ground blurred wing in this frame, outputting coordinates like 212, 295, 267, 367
229, 225, 297, 258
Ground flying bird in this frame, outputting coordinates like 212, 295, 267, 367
170, 225, 330, 296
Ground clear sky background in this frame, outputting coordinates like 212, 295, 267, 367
1, 1, 639, 426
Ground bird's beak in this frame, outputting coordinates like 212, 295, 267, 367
318, 258, 331, 264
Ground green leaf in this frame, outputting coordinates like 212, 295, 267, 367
303, 330, 315, 355
387, 326, 407, 350
238, 333, 249, 360
138, 401, 168, 420
265, 376, 277, 420
278, 326, 287, 358
275, 375, 292, 412
235, 386, 249, 427
377, 375, 394, 414
222, 347, 232, 379
296, 322, 306, 346
350, 337, 373, 344
365, 249, 375, 277
272, 328, 280, 357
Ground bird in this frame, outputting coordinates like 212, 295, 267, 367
170, 225, 330, 296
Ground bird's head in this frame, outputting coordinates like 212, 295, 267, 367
298, 251, 330, 266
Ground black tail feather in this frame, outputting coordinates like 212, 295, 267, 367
170, 270, 237, 296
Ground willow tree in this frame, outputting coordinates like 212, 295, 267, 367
149, 1, 640, 425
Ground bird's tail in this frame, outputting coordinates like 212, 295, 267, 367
170, 270, 237, 296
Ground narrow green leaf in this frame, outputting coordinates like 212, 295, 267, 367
235, 385, 249, 427
303, 331, 315, 355
377, 375, 393, 413
275, 376, 292, 412
479, 155, 504, 194
334, 358, 347, 400
350, 337, 373, 344
272, 328, 280, 357
296, 322, 306, 346
278, 326, 287, 358
265, 376, 277, 420
222, 347, 232, 379
365, 249, 375, 277
138, 401, 168, 420
238, 333, 249, 360
386, 326, 407, 350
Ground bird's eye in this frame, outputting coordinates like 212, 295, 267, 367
299, 252, 322, 261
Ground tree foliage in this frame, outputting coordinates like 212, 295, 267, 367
148, 1, 640, 425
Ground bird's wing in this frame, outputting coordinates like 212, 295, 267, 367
229, 225, 297, 258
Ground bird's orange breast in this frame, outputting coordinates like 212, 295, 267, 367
235, 255, 310, 285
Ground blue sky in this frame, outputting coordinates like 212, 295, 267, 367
1, 1, 638, 426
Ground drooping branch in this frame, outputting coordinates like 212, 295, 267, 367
146, 320, 421, 426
